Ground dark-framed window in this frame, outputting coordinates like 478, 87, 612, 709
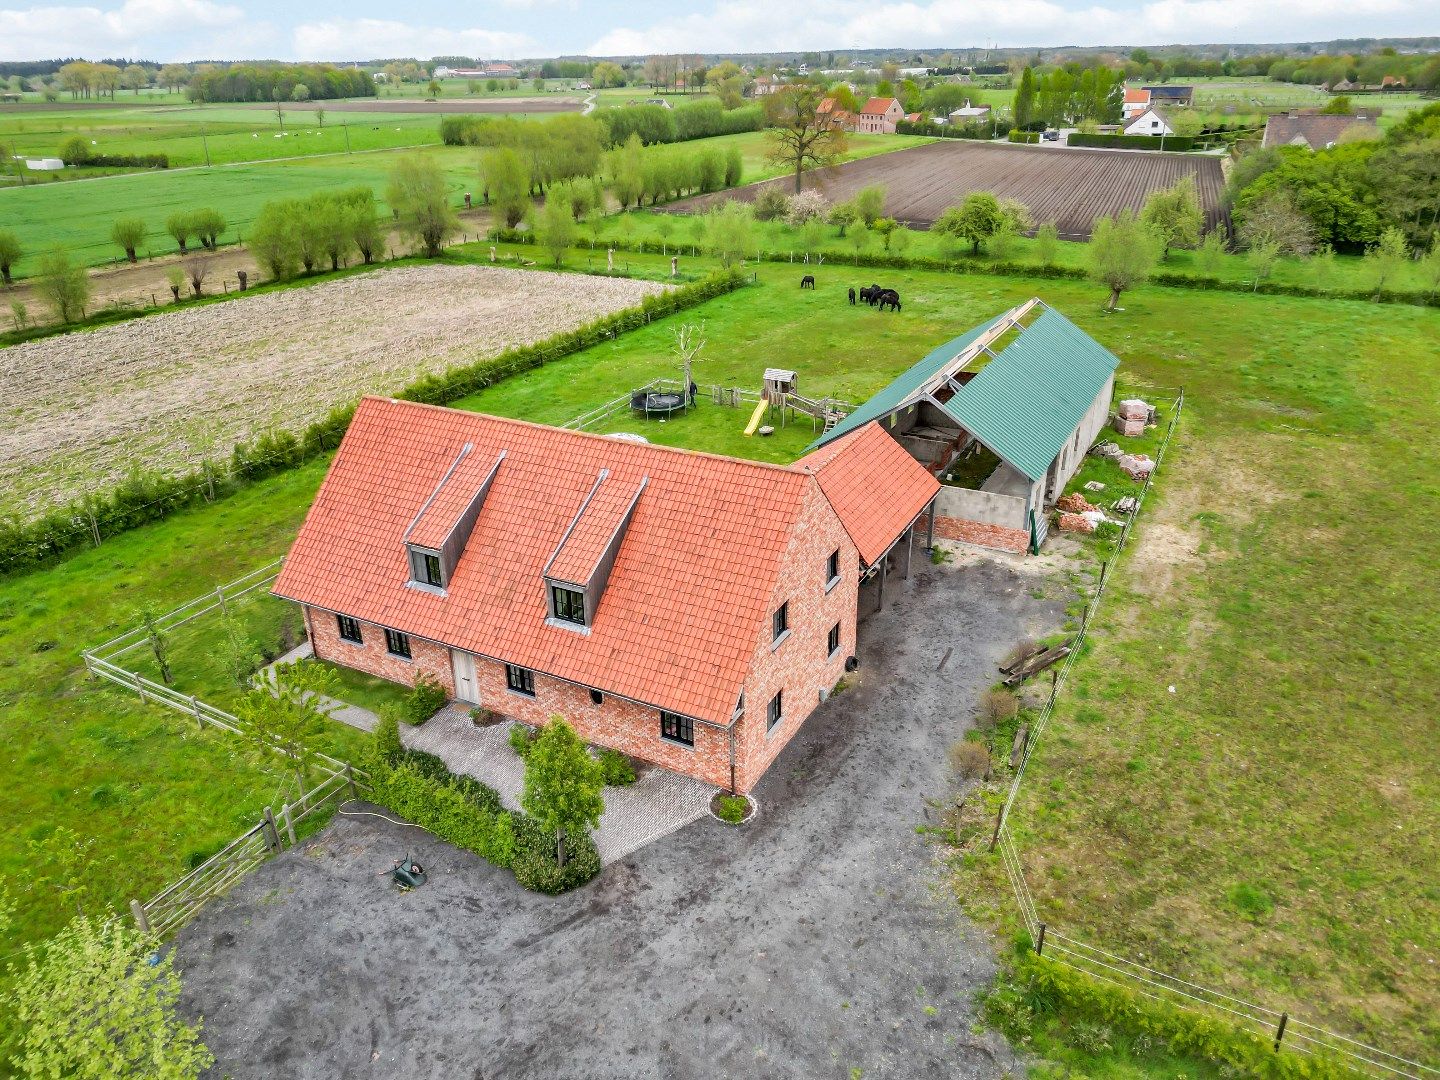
336, 614, 363, 644
826, 549, 840, 585
828, 622, 841, 658
767, 690, 783, 731
590, 688, 604, 705
505, 664, 535, 696
384, 628, 411, 659
551, 586, 586, 625
661, 710, 694, 746
421, 552, 443, 587
772, 601, 789, 642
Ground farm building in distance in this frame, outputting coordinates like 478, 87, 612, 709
1123, 106, 1177, 136
273, 398, 938, 795
807, 299, 1118, 554
1262, 109, 1380, 149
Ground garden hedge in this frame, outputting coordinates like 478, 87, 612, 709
1066, 133, 1198, 152
0, 264, 749, 576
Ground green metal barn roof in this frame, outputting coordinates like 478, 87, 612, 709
940, 308, 1120, 482
807, 312, 1012, 451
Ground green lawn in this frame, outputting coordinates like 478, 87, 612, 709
1, 249, 1436, 1068
307, 658, 413, 716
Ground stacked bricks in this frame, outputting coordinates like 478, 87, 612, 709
932, 515, 1029, 554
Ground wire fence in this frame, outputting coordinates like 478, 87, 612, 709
990, 390, 1439, 1079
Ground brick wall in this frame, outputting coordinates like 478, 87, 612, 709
308, 607, 455, 695
736, 482, 859, 791
933, 515, 1028, 554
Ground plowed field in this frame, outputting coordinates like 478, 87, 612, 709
667, 140, 1225, 238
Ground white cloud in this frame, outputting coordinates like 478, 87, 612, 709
588, 0, 1433, 54
0, 0, 247, 60
292, 17, 534, 60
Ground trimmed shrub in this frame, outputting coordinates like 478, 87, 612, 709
1008, 130, 1040, 144
373, 705, 403, 766
405, 673, 447, 724
367, 757, 516, 867
597, 748, 636, 786
509, 812, 601, 893
401, 748, 452, 784
1067, 133, 1197, 152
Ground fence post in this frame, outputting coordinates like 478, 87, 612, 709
131, 669, 146, 703
281, 803, 298, 847
1273, 1012, 1288, 1053
989, 805, 1004, 852
1036, 923, 1046, 956
189, 695, 204, 729
130, 898, 150, 934
262, 806, 282, 852
214, 585, 226, 613
344, 762, 358, 800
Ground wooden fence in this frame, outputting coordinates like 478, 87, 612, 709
130, 766, 362, 938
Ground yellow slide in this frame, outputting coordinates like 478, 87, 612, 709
743, 399, 769, 436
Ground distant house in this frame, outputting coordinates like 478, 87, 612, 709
1330, 78, 1356, 92
1144, 85, 1194, 107
751, 75, 780, 97
904, 111, 925, 124
1121, 87, 1151, 119
858, 96, 904, 134
817, 97, 856, 132
1123, 107, 1175, 137
947, 101, 992, 125
1262, 109, 1380, 150
483, 62, 517, 78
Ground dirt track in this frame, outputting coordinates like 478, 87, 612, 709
0, 264, 665, 521
667, 140, 1226, 239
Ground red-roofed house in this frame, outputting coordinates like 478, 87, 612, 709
274, 398, 938, 794
1121, 87, 1151, 119
858, 96, 904, 134
817, 96, 856, 132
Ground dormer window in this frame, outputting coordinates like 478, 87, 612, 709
551, 586, 586, 625
407, 545, 446, 590
419, 552, 442, 587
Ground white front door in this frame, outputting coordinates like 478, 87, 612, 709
451, 649, 478, 704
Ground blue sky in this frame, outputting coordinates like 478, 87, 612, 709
0, 0, 1435, 62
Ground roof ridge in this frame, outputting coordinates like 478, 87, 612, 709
358, 396, 809, 479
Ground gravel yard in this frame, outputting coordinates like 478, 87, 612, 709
0, 264, 666, 521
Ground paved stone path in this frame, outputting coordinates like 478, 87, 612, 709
263, 647, 715, 865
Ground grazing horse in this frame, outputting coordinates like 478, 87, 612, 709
800, 274, 816, 289
848, 287, 856, 305
877, 289, 902, 312
859, 284, 881, 305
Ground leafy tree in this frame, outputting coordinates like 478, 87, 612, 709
164, 210, 194, 254
871, 216, 897, 251
889, 223, 913, 258
340, 189, 381, 263
1236, 189, 1316, 257
234, 660, 339, 788
184, 256, 209, 297
1321, 95, 1353, 114
314, 104, 325, 127
705, 202, 754, 267
249, 198, 301, 279
1034, 221, 1059, 266
1196, 229, 1227, 276
6, 915, 213, 1078
372, 704, 404, 766
1013, 66, 1036, 129
1368, 139, 1440, 249
290, 83, 310, 102
848, 223, 871, 263
0, 228, 21, 285
536, 192, 577, 265
764, 83, 847, 194
1087, 209, 1157, 311
591, 61, 625, 88
853, 184, 886, 226
933, 192, 1019, 255
828, 200, 858, 237
483, 146, 531, 225
218, 613, 263, 690
1245, 239, 1282, 289
58, 134, 91, 164
520, 717, 604, 867
1140, 176, 1203, 259
35, 248, 90, 324
427, 79, 441, 98
386, 155, 459, 257
1364, 226, 1410, 297
110, 217, 146, 263
189, 207, 225, 251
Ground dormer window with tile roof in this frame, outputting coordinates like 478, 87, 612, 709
543, 469, 647, 631
401, 445, 505, 593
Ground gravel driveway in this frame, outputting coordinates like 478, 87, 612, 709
174, 550, 1066, 1079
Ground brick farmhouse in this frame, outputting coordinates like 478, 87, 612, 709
274, 399, 938, 794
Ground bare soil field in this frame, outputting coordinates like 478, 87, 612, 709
667, 141, 1226, 238
230, 97, 583, 114
0, 264, 665, 521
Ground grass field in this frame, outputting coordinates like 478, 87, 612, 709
0, 129, 925, 274
2, 248, 1436, 1068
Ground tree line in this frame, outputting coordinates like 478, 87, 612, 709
185, 63, 375, 104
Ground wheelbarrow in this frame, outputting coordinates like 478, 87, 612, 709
390, 855, 426, 889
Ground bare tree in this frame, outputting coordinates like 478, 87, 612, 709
764, 84, 847, 194
184, 256, 210, 297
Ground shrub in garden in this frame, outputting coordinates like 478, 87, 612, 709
373, 705, 404, 766
752, 187, 792, 222
509, 722, 537, 759
402, 748, 451, 784
948, 740, 992, 780
405, 673, 447, 725
597, 748, 636, 786
714, 794, 750, 824
510, 811, 601, 893
368, 757, 516, 867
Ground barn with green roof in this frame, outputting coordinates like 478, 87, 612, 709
807, 299, 1119, 554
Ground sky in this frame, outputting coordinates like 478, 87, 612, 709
0, 0, 1436, 63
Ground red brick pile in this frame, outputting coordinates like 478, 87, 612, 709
1057, 512, 1096, 534
1055, 492, 1098, 514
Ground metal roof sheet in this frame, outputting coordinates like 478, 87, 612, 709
941, 308, 1119, 482
806, 312, 1011, 451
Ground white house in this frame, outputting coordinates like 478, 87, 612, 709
1123, 107, 1174, 137
947, 101, 992, 125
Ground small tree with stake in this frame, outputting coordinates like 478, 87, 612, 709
235, 660, 340, 792
135, 601, 173, 684
521, 717, 604, 868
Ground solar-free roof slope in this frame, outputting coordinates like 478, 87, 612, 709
793, 422, 940, 567
941, 307, 1119, 482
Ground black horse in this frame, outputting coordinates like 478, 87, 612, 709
877, 289, 902, 312
800, 274, 816, 289
859, 283, 883, 305
847, 287, 856, 305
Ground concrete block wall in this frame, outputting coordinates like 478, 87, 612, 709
736, 483, 859, 791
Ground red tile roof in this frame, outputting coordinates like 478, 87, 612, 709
793, 422, 939, 567
275, 398, 819, 725
861, 96, 900, 116
404, 446, 503, 550
545, 471, 645, 585
1123, 87, 1150, 105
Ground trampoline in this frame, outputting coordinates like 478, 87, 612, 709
630, 390, 688, 419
